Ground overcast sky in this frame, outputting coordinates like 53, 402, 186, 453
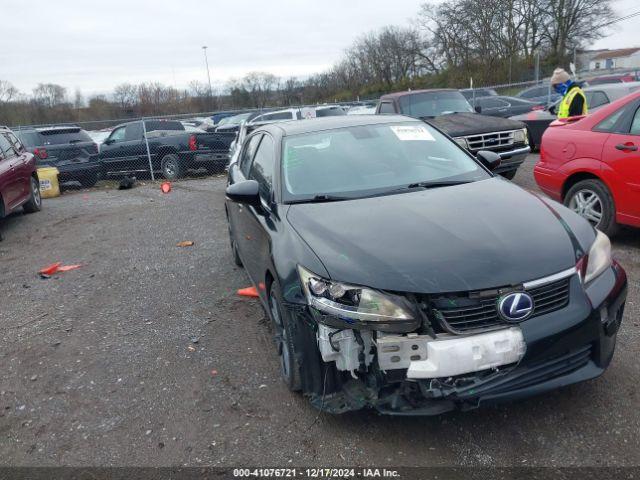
1, 0, 638, 97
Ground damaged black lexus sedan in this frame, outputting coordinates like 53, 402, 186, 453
224, 115, 627, 415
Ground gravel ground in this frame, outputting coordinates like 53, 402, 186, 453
0, 155, 638, 467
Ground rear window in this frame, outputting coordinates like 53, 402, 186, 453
38, 128, 93, 146
144, 120, 184, 132
15, 131, 41, 147
316, 107, 346, 117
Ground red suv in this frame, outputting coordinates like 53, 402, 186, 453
534, 90, 640, 236
0, 126, 41, 225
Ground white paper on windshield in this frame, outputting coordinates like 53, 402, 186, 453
390, 125, 435, 141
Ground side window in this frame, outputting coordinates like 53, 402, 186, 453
587, 91, 609, 109
109, 127, 126, 143
594, 106, 628, 133
630, 107, 640, 135
248, 135, 275, 200
378, 102, 396, 114
239, 134, 263, 177
479, 98, 507, 109
125, 123, 143, 141
5, 132, 25, 153
0, 134, 16, 159
266, 111, 294, 121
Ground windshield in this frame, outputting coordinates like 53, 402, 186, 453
398, 91, 474, 118
282, 122, 489, 202
226, 113, 253, 125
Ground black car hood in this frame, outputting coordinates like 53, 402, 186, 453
286, 178, 584, 294
423, 112, 525, 137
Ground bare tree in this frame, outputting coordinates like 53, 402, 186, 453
32, 83, 67, 108
0, 80, 19, 103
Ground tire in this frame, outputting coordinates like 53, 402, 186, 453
564, 179, 619, 237
23, 176, 42, 214
501, 170, 517, 180
268, 282, 302, 392
79, 173, 98, 188
161, 154, 184, 180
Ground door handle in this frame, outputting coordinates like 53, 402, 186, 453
615, 143, 638, 152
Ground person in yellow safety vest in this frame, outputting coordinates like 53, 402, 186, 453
550, 68, 588, 119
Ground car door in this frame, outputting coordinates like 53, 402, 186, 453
124, 122, 149, 171
0, 134, 23, 209
5, 132, 32, 198
478, 98, 510, 117
602, 99, 640, 219
243, 134, 276, 283
227, 133, 263, 271
99, 126, 127, 174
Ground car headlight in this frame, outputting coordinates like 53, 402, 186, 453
514, 128, 529, 145
454, 137, 468, 149
297, 265, 417, 331
579, 230, 612, 284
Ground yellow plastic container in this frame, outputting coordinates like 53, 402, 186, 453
38, 167, 61, 198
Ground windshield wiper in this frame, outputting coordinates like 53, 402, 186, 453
69, 139, 84, 144
406, 180, 473, 189
288, 194, 352, 204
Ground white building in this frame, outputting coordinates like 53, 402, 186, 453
589, 48, 640, 71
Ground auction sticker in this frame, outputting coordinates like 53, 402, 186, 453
390, 125, 435, 141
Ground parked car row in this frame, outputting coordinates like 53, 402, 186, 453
12, 120, 236, 187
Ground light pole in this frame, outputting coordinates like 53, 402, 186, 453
202, 46, 213, 108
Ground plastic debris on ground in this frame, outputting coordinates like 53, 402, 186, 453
176, 241, 195, 247
237, 286, 259, 298
39, 262, 82, 278
161, 182, 172, 193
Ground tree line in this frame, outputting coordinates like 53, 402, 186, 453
0, 0, 614, 127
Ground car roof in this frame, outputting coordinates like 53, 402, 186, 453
258, 114, 418, 136
585, 81, 640, 93
379, 89, 456, 100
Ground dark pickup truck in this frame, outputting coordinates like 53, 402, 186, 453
99, 120, 235, 179
377, 89, 531, 179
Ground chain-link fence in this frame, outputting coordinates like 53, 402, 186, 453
7, 102, 382, 191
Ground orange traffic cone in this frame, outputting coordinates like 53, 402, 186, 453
237, 286, 259, 298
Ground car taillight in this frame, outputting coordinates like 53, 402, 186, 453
188, 135, 197, 151
92, 143, 99, 153
34, 147, 48, 159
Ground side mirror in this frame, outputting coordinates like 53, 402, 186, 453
477, 150, 501, 171
548, 105, 557, 115
474, 105, 482, 114
226, 180, 261, 208
103, 138, 114, 145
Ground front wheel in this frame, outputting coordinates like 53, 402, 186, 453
23, 176, 42, 214
564, 179, 619, 237
161, 154, 184, 180
268, 282, 302, 392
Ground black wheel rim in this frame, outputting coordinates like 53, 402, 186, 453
269, 290, 291, 381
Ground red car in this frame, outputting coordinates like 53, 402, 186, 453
534, 90, 640, 236
0, 126, 41, 228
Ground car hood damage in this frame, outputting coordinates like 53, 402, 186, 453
286, 178, 586, 294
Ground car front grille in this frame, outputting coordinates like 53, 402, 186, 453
464, 130, 516, 151
455, 345, 593, 399
431, 276, 572, 334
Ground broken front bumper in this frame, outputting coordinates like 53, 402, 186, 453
293, 263, 627, 415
